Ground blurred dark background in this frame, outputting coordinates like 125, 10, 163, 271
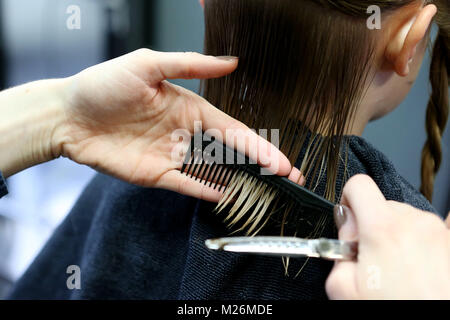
0, 0, 448, 298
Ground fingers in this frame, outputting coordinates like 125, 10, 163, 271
198, 99, 292, 177
145, 50, 239, 82
328, 205, 359, 300
135, 49, 291, 177
288, 167, 306, 186
326, 261, 358, 300
340, 174, 390, 238
156, 169, 224, 203
328, 175, 383, 300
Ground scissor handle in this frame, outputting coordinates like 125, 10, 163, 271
314, 238, 358, 261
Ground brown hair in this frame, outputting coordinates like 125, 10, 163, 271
201, 0, 449, 234
421, 0, 449, 201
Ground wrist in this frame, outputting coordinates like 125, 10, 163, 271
0, 78, 69, 177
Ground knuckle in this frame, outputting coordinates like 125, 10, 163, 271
176, 176, 189, 195
225, 119, 243, 132
135, 48, 152, 56
186, 51, 202, 58
182, 63, 195, 79
200, 183, 210, 200
182, 52, 207, 79
348, 174, 373, 187
343, 174, 372, 194
224, 120, 248, 139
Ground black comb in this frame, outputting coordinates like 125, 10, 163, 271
181, 132, 335, 216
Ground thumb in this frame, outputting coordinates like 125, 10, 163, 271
327, 204, 359, 299
334, 205, 358, 242
339, 174, 388, 240
146, 50, 239, 82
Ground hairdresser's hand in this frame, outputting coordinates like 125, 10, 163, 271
326, 174, 450, 300
49, 49, 293, 201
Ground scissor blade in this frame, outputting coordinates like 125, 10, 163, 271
205, 236, 320, 258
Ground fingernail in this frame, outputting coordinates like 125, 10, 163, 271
333, 205, 347, 230
215, 56, 238, 62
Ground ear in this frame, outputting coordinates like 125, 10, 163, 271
199, 0, 205, 9
385, 4, 437, 77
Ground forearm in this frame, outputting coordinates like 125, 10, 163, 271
0, 79, 67, 178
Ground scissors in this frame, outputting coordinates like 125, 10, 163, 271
205, 236, 357, 261
205, 204, 358, 261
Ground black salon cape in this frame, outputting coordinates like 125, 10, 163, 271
5, 136, 437, 300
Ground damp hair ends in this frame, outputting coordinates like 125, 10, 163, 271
202, 0, 376, 236
201, 0, 450, 235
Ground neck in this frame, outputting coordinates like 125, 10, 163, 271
346, 113, 369, 136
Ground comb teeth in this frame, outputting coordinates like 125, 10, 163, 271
181, 139, 237, 190
181, 132, 255, 190
182, 162, 237, 190
181, 133, 335, 236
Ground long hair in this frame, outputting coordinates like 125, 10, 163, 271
421, 0, 449, 201
201, 0, 449, 235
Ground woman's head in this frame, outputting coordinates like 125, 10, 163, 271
199, 0, 449, 234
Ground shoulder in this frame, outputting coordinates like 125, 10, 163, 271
346, 136, 437, 214
8, 173, 199, 299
